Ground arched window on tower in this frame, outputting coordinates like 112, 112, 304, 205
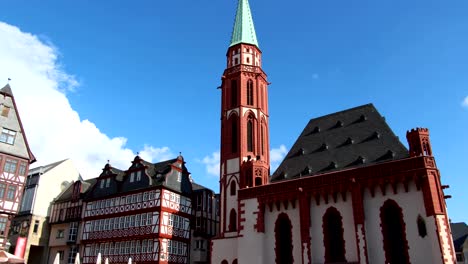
247, 117, 254, 152
247, 80, 254, 105
230, 181, 236, 196
275, 213, 293, 264
231, 80, 238, 107
261, 122, 265, 156
323, 207, 346, 263
229, 209, 237, 232
230, 115, 238, 154
417, 215, 427, 238
221, 260, 228, 264
380, 199, 410, 264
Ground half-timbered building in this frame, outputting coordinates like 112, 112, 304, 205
211, 0, 457, 263
81, 155, 193, 264
0, 83, 35, 250
48, 178, 96, 264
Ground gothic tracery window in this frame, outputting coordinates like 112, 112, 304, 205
231, 80, 238, 107
247, 116, 254, 152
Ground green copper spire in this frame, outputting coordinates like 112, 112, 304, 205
230, 0, 259, 48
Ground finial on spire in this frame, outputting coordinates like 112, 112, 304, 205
7, 78, 11, 83
230, 0, 259, 47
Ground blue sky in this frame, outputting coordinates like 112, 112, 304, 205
1, 0, 467, 222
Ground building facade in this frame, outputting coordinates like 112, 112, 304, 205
48, 179, 96, 264
80, 155, 194, 264
9, 159, 81, 263
190, 184, 219, 264
0, 83, 35, 249
211, 1, 456, 263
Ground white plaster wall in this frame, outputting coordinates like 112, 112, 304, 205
310, 192, 358, 264
262, 200, 301, 264
364, 181, 439, 264
238, 198, 265, 263
34, 159, 80, 217
211, 237, 238, 264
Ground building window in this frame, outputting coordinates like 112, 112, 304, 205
58, 250, 64, 260
56, 229, 65, 238
230, 181, 236, 196
247, 118, 253, 152
195, 240, 204, 250
380, 199, 410, 264
6, 185, 16, 200
231, 80, 238, 107
0, 217, 7, 236
0, 183, 5, 198
417, 215, 427, 238
68, 222, 78, 242
261, 124, 265, 155
1, 106, 10, 117
231, 115, 238, 153
247, 79, 254, 105
18, 162, 27, 176
0, 128, 16, 145
229, 209, 237, 232
99, 179, 105, 189
274, 213, 293, 264
33, 220, 39, 233
323, 207, 346, 263
67, 246, 78, 264
105, 178, 110, 188
4, 159, 18, 173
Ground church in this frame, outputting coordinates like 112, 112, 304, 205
211, 0, 456, 263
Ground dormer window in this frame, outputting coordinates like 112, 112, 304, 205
130, 171, 142, 183
100, 180, 105, 189
105, 178, 110, 188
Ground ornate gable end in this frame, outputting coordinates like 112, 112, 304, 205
0, 84, 35, 162
88, 163, 121, 199
163, 156, 193, 196
121, 155, 152, 192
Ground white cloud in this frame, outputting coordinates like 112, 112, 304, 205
462, 96, 468, 108
201, 151, 220, 177
270, 144, 288, 172
0, 21, 172, 178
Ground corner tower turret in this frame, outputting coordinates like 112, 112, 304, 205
219, 0, 270, 237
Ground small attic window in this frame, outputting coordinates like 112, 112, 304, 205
318, 143, 328, 152
332, 121, 344, 129
302, 166, 312, 176
358, 114, 367, 122
345, 137, 354, 145
357, 156, 365, 164
372, 131, 380, 139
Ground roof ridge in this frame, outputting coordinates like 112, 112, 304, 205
306, 103, 375, 125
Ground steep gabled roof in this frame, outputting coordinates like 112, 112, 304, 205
230, 0, 259, 47
451, 222, 468, 251
271, 104, 409, 182
0, 83, 36, 163
28, 159, 68, 175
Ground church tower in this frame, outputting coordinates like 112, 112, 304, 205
219, 0, 270, 236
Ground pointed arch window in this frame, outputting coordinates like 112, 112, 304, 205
247, 117, 254, 152
230, 181, 236, 196
261, 122, 265, 156
380, 199, 410, 264
247, 79, 254, 105
417, 215, 427, 238
275, 213, 293, 264
231, 80, 238, 107
229, 209, 237, 232
323, 207, 346, 263
231, 116, 238, 153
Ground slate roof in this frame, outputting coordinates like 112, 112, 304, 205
0, 83, 13, 96
451, 222, 468, 251
271, 104, 409, 182
54, 178, 97, 203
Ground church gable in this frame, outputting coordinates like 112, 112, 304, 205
272, 104, 409, 182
